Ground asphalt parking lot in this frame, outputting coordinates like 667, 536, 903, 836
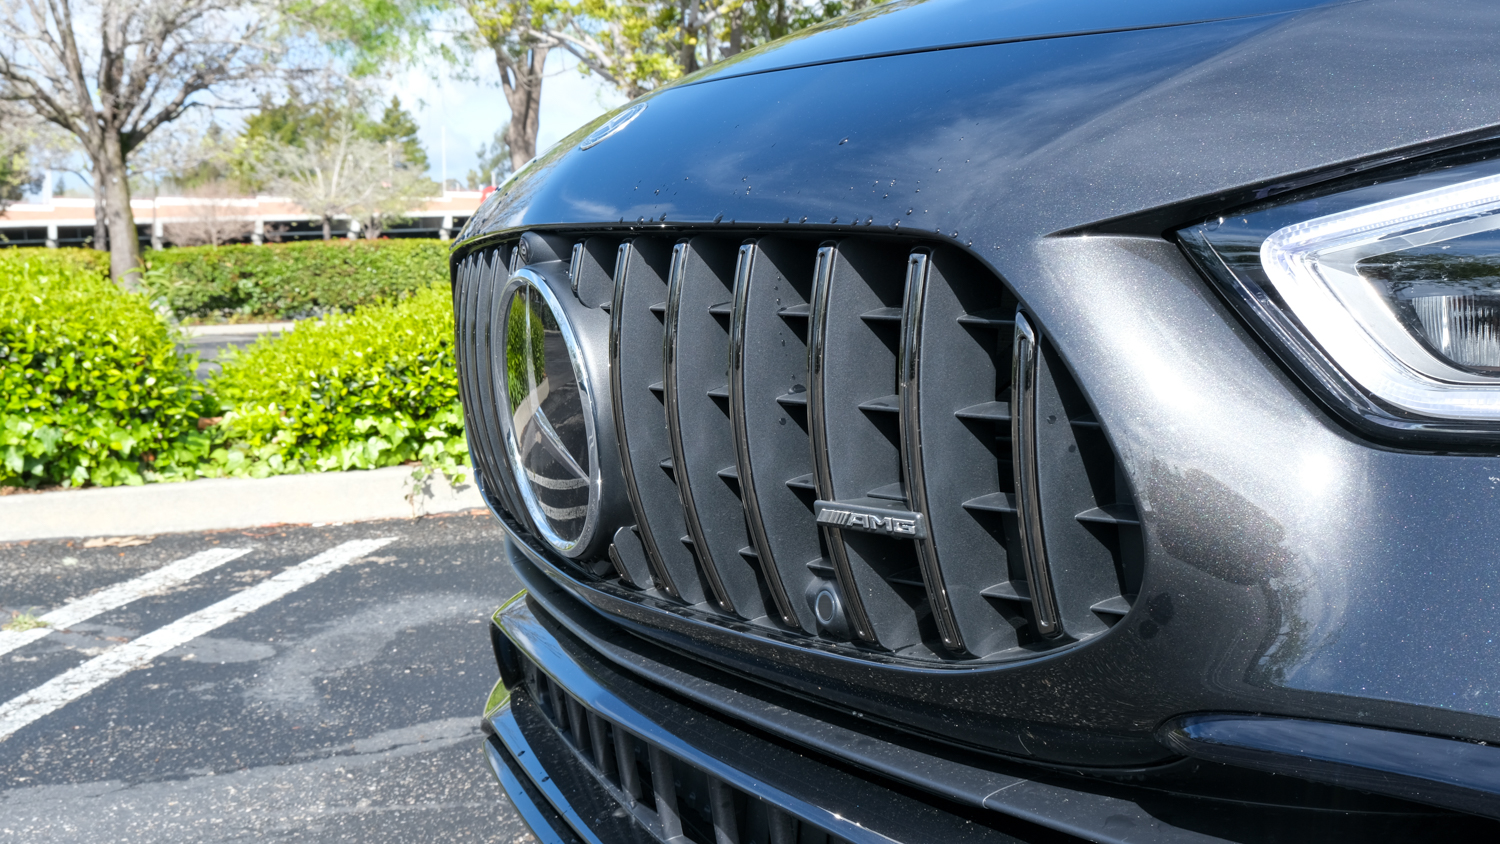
0, 511, 535, 843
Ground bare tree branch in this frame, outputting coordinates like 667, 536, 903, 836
0, 0, 295, 284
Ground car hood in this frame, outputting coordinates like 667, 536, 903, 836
681, 0, 1361, 85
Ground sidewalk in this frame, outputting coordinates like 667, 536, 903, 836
0, 466, 487, 542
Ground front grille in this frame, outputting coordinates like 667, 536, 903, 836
455, 229, 1144, 663
521, 656, 852, 844
454, 248, 527, 526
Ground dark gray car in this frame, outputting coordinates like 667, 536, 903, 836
452, 0, 1500, 839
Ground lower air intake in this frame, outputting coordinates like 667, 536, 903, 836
522, 658, 851, 844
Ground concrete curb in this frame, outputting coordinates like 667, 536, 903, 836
0, 466, 487, 542
180, 322, 296, 337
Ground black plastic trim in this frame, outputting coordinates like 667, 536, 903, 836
483, 733, 591, 844
491, 599, 1040, 844
1160, 714, 1500, 820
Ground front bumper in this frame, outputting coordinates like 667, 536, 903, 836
482, 595, 1186, 844
481, 541, 1497, 842
483, 600, 1027, 844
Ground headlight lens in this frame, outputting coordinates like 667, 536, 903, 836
1180, 153, 1500, 442
497, 268, 598, 555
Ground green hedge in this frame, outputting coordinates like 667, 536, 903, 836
1, 245, 466, 490
205, 281, 468, 480
142, 239, 448, 322
0, 249, 214, 488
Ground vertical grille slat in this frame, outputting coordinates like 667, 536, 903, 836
552, 677, 571, 735
897, 251, 966, 654
1011, 313, 1063, 638
572, 237, 618, 308
452, 256, 484, 476
729, 238, 821, 632
663, 239, 767, 619
608, 527, 654, 590
459, 228, 1144, 663
904, 247, 1033, 657
566, 695, 590, 750
589, 712, 616, 778
808, 245, 879, 646
611, 239, 706, 603
614, 725, 644, 803
454, 257, 487, 488
1037, 339, 1144, 633
708, 776, 740, 844
649, 746, 685, 840
471, 252, 519, 523
768, 808, 799, 844
455, 250, 523, 524
809, 241, 926, 653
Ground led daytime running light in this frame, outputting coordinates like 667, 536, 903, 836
1262, 172, 1500, 420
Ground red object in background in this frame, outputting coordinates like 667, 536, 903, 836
481, 185, 497, 202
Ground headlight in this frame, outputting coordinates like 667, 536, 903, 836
497, 267, 601, 555
1180, 153, 1500, 443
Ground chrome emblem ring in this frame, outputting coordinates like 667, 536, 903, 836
495, 268, 600, 556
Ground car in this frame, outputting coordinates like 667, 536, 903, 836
451, 0, 1500, 840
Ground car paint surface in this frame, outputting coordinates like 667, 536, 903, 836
674, 0, 1359, 84
457, 0, 1500, 764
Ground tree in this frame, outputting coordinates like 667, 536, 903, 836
369, 96, 429, 172
261, 119, 435, 241
460, 0, 565, 173
164, 182, 254, 246
0, 148, 36, 211
0, 0, 288, 286
160, 123, 237, 191
0, 101, 45, 211
242, 92, 340, 149
349, 153, 433, 239
466, 124, 513, 188
296, 0, 553, 172
550, 1, 678, 98
553, 1, 882, 98
235, 92, 430, 191
352, 97, 433, 236
263, 122, 374, 241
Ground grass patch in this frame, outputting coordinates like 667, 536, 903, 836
3, 610, 49, 632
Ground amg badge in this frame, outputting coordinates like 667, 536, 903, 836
813, 500, 927, 539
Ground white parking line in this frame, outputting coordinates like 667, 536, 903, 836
0, 547, 254, 658
0, 537, 396, 742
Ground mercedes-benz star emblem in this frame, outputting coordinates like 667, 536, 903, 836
498, 270, 598, 555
